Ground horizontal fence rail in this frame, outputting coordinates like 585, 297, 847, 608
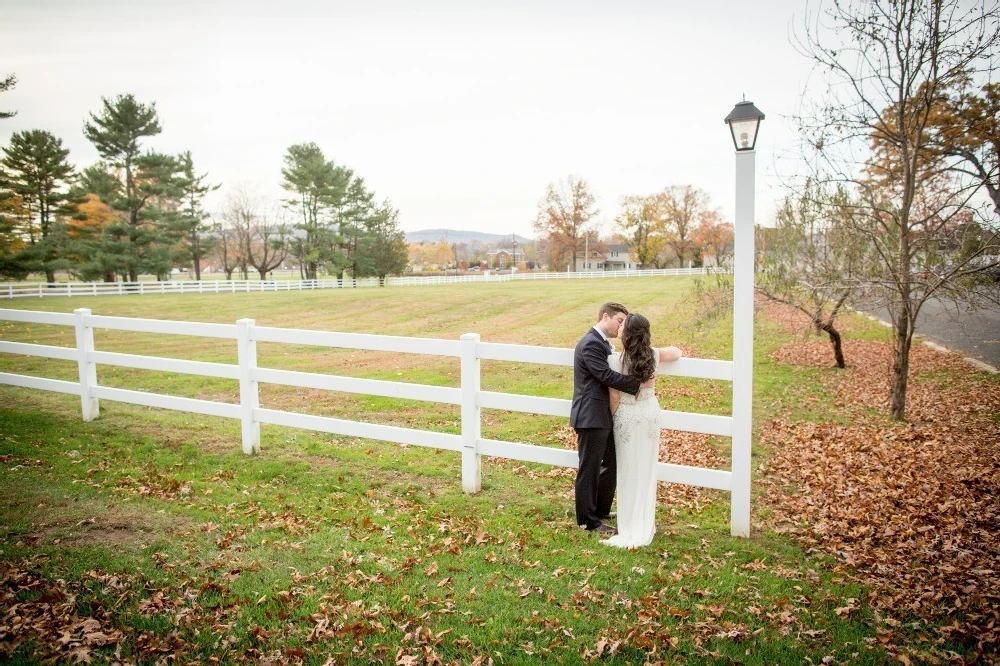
0, 268, 728, 299
0, 306, 744, 533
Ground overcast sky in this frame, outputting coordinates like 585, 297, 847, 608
1, 0, 816, 238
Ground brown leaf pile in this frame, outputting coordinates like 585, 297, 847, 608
0, 560, 124, 664
761, 335, 1000, 661
657, 431, 727, 513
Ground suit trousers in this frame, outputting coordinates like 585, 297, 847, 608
575, 427, 617, 529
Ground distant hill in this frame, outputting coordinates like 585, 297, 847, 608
405, 229, 534, 245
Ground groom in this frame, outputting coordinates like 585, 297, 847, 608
570, 302, 641, 535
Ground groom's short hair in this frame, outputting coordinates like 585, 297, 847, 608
597, 302, 628, 321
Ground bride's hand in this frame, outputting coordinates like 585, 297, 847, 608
657, 346, 682, 363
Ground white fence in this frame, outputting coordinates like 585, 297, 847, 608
0, 306, 747, 535
0, 268, 721, 299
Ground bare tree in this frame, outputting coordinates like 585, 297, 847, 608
794, 0, 1000, 420
220, 186, 289, 280
215, 188, 253, 280
757, 184, 866, 368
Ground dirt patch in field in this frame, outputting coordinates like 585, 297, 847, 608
29, 505, 180, 549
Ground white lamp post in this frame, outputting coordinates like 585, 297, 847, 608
725, 99, 763, 538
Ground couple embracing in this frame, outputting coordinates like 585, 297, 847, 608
570, 302, 682, 548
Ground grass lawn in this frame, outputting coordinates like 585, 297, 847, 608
0, 277, 985, 664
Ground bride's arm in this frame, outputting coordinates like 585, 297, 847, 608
609, 388, 621, 414
656, 346, 683, 363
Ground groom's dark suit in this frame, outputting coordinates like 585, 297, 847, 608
571, 327, 640, 530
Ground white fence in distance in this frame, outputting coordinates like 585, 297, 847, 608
0, 268, 723, 299
0, 306, 748, 535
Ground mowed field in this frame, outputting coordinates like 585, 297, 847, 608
0, 277, 991, 665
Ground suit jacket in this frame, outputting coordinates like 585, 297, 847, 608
569, 327, 641, 429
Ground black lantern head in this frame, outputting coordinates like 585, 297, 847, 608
724, 101, 765, 151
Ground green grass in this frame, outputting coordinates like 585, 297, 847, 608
0, 278, 954, 663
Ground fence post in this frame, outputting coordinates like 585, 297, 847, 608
730, 149, 756, 538
73, 308, 99, 421
237, 318, 261, 454
460, 333, 481, 493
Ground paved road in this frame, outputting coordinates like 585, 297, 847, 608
867, 299, 1000, 369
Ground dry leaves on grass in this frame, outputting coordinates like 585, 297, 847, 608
0, 561, 124, 664
762, 336, 1000, 660
756, 297, 854, 337
541, 426, 726, 515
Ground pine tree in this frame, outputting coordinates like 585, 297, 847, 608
0, 193, 36, 278
0, 74, 16, 119
83, 94, 182, 282
357, 200, 408, 283
0, 130, 76, 282
339, 177, 376, 283
173, 152, 218, 280
280, 142, 350, 280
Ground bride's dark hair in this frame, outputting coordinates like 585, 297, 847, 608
620, 313, 656, 383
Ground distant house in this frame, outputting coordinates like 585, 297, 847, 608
573, 243, 638, 272
486, 247, 525, 269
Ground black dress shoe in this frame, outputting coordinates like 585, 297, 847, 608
591, 524, 617, 536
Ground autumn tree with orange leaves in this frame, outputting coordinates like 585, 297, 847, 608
533, 176, 599, 272
658, 185, 712, 268
692, 210, 734, 268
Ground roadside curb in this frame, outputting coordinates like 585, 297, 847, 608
855, 311, 999, 374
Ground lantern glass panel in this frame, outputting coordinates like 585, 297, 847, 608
729, 118, 759, 150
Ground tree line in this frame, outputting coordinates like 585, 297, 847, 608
0, 90, 408, 283
533, 178, 734, 271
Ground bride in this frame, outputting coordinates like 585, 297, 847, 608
603, 313, 682, 549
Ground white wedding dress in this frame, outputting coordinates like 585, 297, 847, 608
602, 353, 661, 549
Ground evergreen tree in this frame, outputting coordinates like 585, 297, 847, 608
357, 200, 408, 283
0, 74, 15, 119
0, 130, 76, 282
65, 165, 124, 282
83, 94, 182, 282
338, 177, 376, 283
280, 142, 350, 280
0, 193, 36, 279
173, 152, 218, 280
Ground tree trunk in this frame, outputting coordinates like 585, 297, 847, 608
192, 237, 202, 281
890, 312, 913, 421
44, 268, 55, 284
818, 321, 845, 369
